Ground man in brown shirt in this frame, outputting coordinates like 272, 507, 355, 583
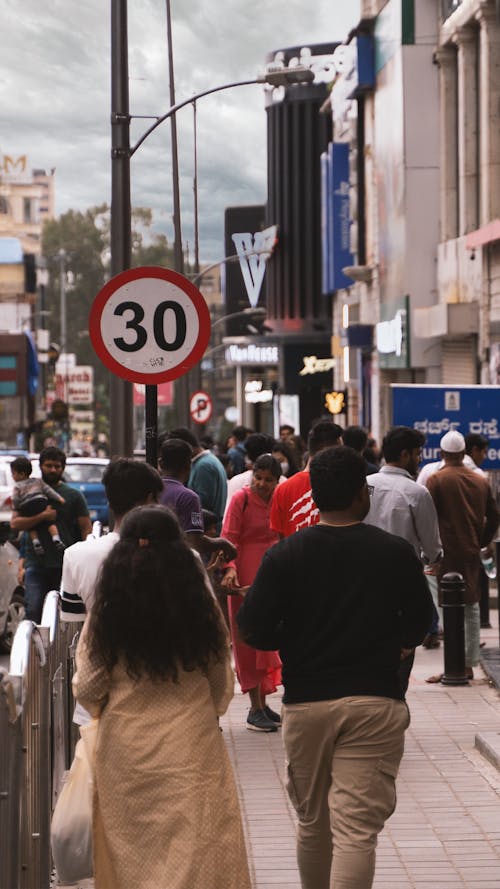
427, 430, 500, 678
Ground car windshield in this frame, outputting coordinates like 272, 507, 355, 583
63, 464, 106, 484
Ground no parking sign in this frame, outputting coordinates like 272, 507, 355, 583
189, 390, 212, 425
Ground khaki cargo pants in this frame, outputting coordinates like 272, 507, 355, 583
283, 696, 410, 889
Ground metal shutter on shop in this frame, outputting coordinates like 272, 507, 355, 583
441, 339, 477, 384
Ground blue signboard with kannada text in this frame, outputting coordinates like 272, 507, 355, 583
392, 385, 500, 469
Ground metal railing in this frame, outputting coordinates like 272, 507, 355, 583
0, 667, 22, 889
0, 598, 83, 889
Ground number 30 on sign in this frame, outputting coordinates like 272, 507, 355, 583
89, 266, 211, 384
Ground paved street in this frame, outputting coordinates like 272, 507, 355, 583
56, 618, 500, 889
222, 617, 500, 889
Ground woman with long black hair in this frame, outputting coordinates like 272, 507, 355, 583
73, 505, 250, 889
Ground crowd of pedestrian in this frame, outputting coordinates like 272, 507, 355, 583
9, 418, 500, 889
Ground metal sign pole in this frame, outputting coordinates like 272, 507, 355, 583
145, 384, 158, 467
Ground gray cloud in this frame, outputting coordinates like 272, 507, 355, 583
1, 0, 359, 261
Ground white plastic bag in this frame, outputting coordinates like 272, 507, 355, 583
51, 720, 98, 884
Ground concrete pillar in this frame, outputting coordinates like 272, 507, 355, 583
435, 45, 458, 242
453, 26, 479, 235
476, 1, 500, 224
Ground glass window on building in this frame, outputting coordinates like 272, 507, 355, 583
0, 196, 9, 214
23, 197, 33, 223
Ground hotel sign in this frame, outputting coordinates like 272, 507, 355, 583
224, 343, 280, 366
1, 154, 30, 183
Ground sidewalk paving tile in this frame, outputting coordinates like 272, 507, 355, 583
221, 616, 500, 887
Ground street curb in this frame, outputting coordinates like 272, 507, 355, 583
475, 731, 500, 771
480, 646, 500, 689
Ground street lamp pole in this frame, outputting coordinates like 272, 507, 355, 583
109, 5, 313, 455
58, 248, 67, 404
165, 0, 189, 436
110, 0, 134, 457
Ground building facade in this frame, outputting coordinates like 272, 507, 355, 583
424, 0, 500, 390
0, 154, 55, 255
0, 155, 55, 445
324, 0, 442, 440
318, 0, 500, 440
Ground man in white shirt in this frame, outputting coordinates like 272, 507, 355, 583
365, 426, 443, 683
365, 427, 442, 566
416, 432, 487, 486
60, 459, 164, 726
60, 458, 164, 620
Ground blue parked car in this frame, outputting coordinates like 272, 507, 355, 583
63, 457, 110, 526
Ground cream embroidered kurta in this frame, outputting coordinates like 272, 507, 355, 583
74, 623, 251, 889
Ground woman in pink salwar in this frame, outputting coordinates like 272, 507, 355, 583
221, 453, 282, 732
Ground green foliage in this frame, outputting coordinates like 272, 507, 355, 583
42, 207, 107, 361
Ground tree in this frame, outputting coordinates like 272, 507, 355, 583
42, 207, 107, 378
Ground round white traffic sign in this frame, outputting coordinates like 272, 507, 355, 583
189, 390, 213, 425
89, 266, 211, 384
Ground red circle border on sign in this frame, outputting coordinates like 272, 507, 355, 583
89, 266, 211, 384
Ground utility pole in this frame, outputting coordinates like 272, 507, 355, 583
165, 0, 190, 429
108, 2, 313, 452
110, 0, 134, 457
58, 248, 67, 403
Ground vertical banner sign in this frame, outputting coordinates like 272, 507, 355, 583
331, 142, 354, 291
321, 143, 354, 293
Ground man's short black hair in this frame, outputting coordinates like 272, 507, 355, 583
465, 432, 489, 454
160, 438, 192, 475
245, 433, 276, 463
11, 456, 32, 476
231, 425, 250, 442
382, 427, 425, 463
280, 424, 294, 434
102, 458, 163, 517
342, 426, 368, 453
310, 446, 367, 511
40, 446, 66, 468
308, 421, 343, 456
167, 427, 199, 449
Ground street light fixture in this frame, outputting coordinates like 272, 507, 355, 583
129, 65, 314, 157
110, 0, 314, 457
211, 307, 267, 330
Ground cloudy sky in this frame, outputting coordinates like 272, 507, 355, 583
2, 0, 360, 261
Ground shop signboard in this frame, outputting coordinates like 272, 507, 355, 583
330, 35, 375, 121
55, 365, 94, 405
376, 295, 410, 368
321, 142, 354, 293
223, 205, 267, 336
392, 384, 500, 469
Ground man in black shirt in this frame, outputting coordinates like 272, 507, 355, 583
238, 446, 432, 889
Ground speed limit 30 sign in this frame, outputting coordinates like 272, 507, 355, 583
89, 266, 211, 383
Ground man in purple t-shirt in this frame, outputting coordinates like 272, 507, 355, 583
159, 439, 236, 562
